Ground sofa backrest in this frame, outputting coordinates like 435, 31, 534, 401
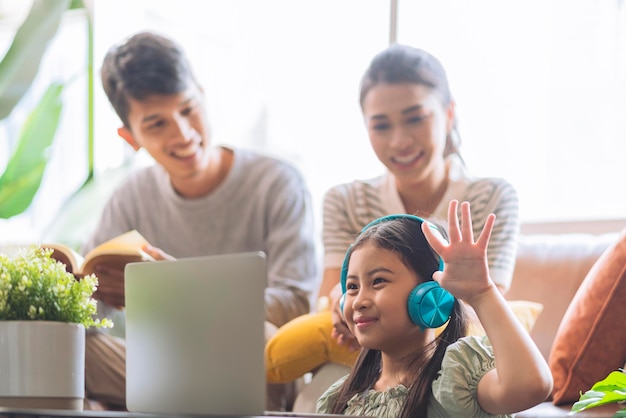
505, 232, 617, 361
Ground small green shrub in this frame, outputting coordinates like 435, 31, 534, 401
0, 245, 112, 328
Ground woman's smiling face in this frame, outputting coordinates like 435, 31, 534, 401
362, 82, 453, 185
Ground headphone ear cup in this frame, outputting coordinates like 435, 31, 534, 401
407, 281, 455, 330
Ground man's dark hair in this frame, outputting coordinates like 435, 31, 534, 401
100, 31, 198, 128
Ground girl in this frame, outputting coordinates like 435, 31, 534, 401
317, 200, 552, 417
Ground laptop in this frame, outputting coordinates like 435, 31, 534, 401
124, 252, 267, 416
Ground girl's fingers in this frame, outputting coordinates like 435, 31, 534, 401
449, 200, 495, 248
460, 201, 475, 243
422, 221, 446, 254
433, 200, 494, 252
447, 199, 461, 242
476, 213, 496, 249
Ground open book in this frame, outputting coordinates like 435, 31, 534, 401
43, 230, 155, 279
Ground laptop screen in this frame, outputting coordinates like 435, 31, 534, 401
124, 252, 267, 416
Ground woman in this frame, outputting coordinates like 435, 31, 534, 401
265, 44, 519, 384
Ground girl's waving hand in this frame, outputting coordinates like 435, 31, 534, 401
422, 199, 496, 304
426, 199, 553, 414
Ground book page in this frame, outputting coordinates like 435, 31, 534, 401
81, 230, 155, 276
42, 243, 84, 276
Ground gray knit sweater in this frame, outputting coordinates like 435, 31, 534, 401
83, 147, 318, 332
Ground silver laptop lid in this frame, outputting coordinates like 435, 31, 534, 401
124, 252, 267, 416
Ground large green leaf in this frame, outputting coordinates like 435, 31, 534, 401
0, 82, 64, 218
571, 370, 626, 416
0, 0, 71, 120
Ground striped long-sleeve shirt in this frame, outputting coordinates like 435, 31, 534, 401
322, 155, 520, 291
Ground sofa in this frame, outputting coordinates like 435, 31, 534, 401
291, 228, 626, 417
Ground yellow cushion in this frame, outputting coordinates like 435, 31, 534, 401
460, 299, 544, 337
265, 300, 543, 383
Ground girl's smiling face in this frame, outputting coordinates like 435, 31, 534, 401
343, 242, 425, 352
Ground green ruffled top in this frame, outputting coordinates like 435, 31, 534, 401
316, 335, 511, 418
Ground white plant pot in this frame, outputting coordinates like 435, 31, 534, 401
0, 321, 85, 410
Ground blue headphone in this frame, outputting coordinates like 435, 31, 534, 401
339, 214, 455, 331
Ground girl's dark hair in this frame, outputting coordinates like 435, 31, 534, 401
329, 217, 468, 418
359, 44, 462, 158
100, 31, 198, 128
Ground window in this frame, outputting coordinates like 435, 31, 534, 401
2, 0, 625, 244
397, 0, 626, 221
92, 0, 391, 230
92, 0, 626, 224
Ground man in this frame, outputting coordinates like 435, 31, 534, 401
83, 31, 317, 411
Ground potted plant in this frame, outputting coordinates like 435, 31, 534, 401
0, 245, 112, 410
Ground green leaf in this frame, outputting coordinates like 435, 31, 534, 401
614, 408, 626, 418
571, 370, 626, 414
0, 82, 64, 218
0, 0, 71, 120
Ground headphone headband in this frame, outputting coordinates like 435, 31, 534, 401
340, 214, 445, 293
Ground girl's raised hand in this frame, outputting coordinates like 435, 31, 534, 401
421, 200, 496, 304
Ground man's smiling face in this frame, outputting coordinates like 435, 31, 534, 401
119, 85, 211, 182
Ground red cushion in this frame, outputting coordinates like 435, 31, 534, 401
549, 228, 626, 405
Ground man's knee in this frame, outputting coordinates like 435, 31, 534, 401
85, 332, 127, 410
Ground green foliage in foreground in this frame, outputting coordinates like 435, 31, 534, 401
571, 370, 626, 418
0, 0, 72, 219
0, 246, 112, 328
0, 82, 64, 218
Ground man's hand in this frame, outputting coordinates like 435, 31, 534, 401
141, 245, 175, 261
92, 244, 175, 308
92, 263, 126, 308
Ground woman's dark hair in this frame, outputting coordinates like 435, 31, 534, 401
359, 44, 462, 158
100, 31, 198, 128
329, 217, 468, 418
